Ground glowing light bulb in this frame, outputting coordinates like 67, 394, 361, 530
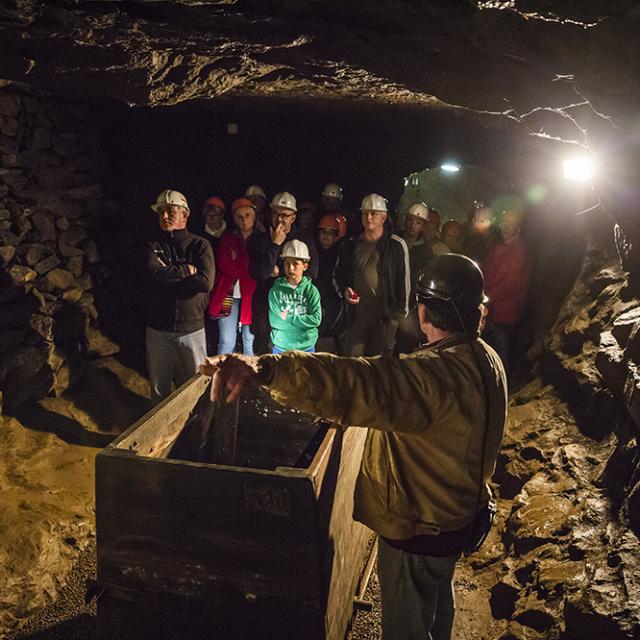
440, 163, 460, 173
563, 156, 595, 182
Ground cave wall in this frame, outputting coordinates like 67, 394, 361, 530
0, 90, 119, 414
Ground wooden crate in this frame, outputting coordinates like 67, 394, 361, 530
96, 374, 371, 640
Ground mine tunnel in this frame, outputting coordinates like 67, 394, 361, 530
1, 1, 640, 639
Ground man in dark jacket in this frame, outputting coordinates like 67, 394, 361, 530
145, 189, 215, 406
335, 193, 410, 356
247, 191, 319, 354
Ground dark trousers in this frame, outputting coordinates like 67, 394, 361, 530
482, 318, 517, 376
378, 538, 460, 640
341, 312, 398, 357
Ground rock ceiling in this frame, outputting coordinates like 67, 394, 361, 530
1, 0, 639, 148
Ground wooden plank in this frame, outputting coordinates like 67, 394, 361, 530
110, 374, 210, 457
313, 425, 371, 640
96, 452, 325, 639
307, 426, 340, 498
97, 588, 323, 640
166, 382, 217, 462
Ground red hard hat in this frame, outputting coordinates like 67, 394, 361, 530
231, 197, 256, 214
203, 196, 225, 211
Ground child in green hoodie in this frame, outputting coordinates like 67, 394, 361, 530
268, 239, 322, 353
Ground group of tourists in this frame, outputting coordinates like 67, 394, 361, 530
143, 183, 531, 406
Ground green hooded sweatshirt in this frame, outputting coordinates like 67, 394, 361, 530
268, 275, 322, 351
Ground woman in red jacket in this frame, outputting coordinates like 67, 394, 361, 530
208, 198, 257, 354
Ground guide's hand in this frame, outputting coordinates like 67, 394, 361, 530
199, 354, 261, 404
271, 264, 280, 278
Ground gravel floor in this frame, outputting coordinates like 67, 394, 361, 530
8, 541, 97, 640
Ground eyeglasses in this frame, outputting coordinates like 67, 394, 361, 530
276, 212, 296, 221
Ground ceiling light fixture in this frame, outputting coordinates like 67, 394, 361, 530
563, 156, 595, 182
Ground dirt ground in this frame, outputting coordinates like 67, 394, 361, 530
2, 353, 506, 639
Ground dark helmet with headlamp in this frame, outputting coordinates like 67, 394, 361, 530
415, 254, 488, 310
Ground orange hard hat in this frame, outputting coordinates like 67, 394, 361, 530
231, 197, 256, 214
203, 196, 225, 211
317, 214, 340, 231
318, 213, 347, 239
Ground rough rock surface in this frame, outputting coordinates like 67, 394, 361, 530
0, 355, 149, 635
0, 89, 119, 411
1, 2, 638, 138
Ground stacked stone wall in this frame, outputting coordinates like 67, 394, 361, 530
0, 90, 119, 413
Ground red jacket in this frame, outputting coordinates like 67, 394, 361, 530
483, 235, 532, 325
208, 231, 256, 325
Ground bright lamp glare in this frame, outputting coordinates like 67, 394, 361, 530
441, 163, 460, 173
563, 156, 595, 182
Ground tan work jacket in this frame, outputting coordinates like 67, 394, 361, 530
262, 337, 507, 540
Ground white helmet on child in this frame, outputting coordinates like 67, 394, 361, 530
360, 193, 387, 213
281, 239, 310, 261
271, 191, 297, 212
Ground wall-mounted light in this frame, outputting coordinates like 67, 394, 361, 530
563, 156, 594, 182
440, 163, 460, 173
227, 123, 239, 135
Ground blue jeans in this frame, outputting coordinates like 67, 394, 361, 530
217, 299, 254, 355
378, 538, 460, 640
272, 346, 315, 354
146, 326, 207, 407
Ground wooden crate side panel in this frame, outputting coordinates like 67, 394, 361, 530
97, 585, 322, 640
313, 426, 371, 640
96, 453, 324, 637
109, 374, 210, 458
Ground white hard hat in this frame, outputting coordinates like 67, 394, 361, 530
271, 191, 297, 212
151, 189, 190, 214
360, 193, 387, 213
245, 184, 266, 199
407, 202, 430, 221
281, 239, 310, 261
322, 183, 343, 199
